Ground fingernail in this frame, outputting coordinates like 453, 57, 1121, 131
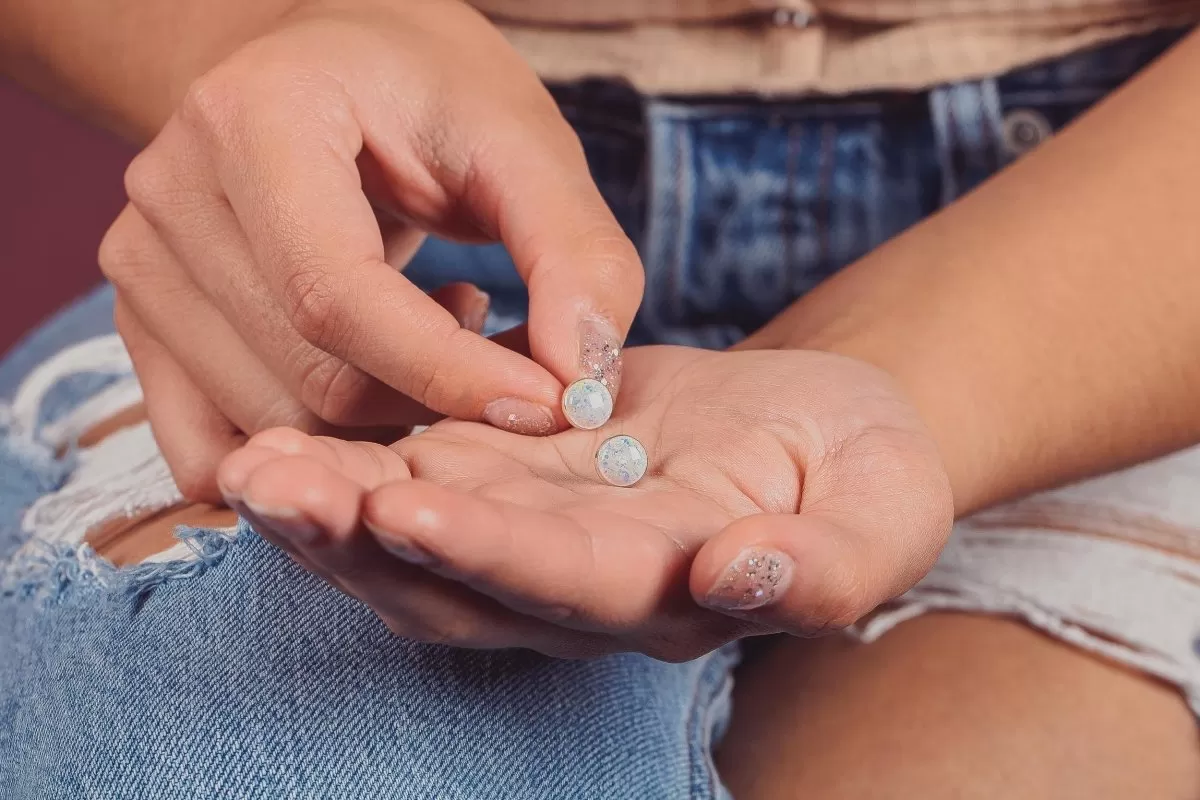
243, 499, 322, 545
482, 397, 557, 436
462, 288, 490, 334
578, 315, 623, 398
217, 479, 241, 507
703, 548, 794, 612
363, 519, 439, 567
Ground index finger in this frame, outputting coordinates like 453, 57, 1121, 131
196, 74, 565, 436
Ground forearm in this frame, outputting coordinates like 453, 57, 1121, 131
0, 0, 297, 140
745, 29, 1200, 516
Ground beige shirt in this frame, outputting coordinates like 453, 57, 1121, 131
471, 0, 1199, 94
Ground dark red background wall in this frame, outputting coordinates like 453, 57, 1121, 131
0, 79, 132, 354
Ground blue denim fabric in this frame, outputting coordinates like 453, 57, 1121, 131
0, 350, 738, 800
0, 30, 1186, 799
410, 30, 1185, 349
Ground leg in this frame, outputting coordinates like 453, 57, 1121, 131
1, 300, 739, 800
720, 615, 1199, 799
720, 446, 1200, 798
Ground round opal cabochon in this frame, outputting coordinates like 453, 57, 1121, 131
595, 434, 648, 487
561, 378, 613, 430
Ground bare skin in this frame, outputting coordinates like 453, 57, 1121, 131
8, 0, 646, 500
6, 0, 1200, 792
214, 346, 952, 656
719, 614, 1200, 799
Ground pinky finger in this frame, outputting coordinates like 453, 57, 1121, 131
115, 296, 244, 504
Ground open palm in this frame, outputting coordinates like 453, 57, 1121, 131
218, 345, 952, 659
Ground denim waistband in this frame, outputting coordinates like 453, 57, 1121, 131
534, 29, 1189, 348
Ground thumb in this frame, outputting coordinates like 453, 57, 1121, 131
689, 428, 954, 635
472, 122, 644, 410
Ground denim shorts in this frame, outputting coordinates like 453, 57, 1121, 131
3, 31, 1197, 799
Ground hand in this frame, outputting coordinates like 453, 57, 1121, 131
216, 346, 953, 660
99, 0, 642, 502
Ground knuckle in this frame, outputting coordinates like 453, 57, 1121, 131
580, 223, 642, 282
528, 215, 644, 311
391, 325, 463, 412
296, 353, 374, 426
178, 69, 245, 137
122, 150, 184, 217
97, 224, 143, 287
283, 268, 352, 354
408, 354, 446, 411
584, 246, 644, 308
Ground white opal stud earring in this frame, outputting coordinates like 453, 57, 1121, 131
595, 434, 648, 487
562, 378, 613, 430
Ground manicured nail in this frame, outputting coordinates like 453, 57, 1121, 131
703, 548, 794, 611
578, 315, 623, 398
482, 397, 557, 436
363, 519, 439, 567
242, 499, 321, 545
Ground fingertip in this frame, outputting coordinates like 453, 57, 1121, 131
216, 445, 284, 502
691, 514, 870, 635
240, 454, 365, 545
689, 515, 784, 608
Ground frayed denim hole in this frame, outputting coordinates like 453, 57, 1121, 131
0, 425, 73, 563
121, 523, 244, 611
2, 522, 242, 605
35, 373, 127, 432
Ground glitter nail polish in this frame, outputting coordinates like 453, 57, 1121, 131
595, 434, 648, 487
578, 316, 623, 397
482, 397, 557, 436
704, 548, 793, 611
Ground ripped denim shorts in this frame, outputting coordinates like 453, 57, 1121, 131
3, 29, 1198, 799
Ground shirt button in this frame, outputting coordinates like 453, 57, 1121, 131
1001, 109, 1054, 157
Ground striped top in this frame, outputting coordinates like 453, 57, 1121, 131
471, 0, 1199, 93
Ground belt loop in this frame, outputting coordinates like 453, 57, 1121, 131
928, 79, 1005, 206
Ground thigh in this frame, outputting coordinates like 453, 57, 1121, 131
2, 535, 739, 799
720, 614, 1199, 799
0, 302, 738, 800
720, 443, 1200, 798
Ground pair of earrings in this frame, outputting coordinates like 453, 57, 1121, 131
561, 377, 647, 487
